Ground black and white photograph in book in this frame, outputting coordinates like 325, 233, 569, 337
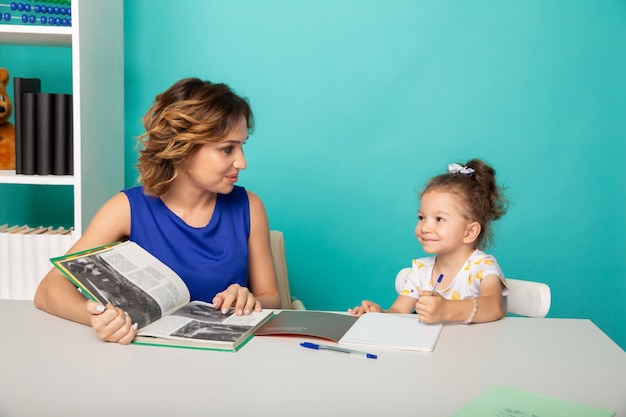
58, 255, 161, 328
174, 302, 233, 322
169, 303, 256, 342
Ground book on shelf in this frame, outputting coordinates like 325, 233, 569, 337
66, 93, 73, 174
13, 77, 41, 175
51, 240, 273, 351
6, 225, 37, 298
0, 224, 25, 298
36, 92, 54, 175
12, 76, 73, 176
0, 224, 75, 300
254, 309, 443, 352
53, 93, 72, 175
21, 91, 39, 175
24, 226, 53, 298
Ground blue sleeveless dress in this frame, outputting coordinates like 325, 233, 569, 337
123, 185, 250, 302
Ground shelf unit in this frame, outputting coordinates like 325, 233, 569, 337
0, 0, 124, 236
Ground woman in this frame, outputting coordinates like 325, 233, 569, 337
34, 78, 280, 344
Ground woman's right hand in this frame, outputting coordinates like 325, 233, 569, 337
86, 300, 137, 345
348, 300, 383, 316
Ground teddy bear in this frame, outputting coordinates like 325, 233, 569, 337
0, 67, 16, 170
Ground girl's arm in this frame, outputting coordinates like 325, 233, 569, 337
348, 295, 417, 316
415, 274, 506, 323
386, 295, 421, 314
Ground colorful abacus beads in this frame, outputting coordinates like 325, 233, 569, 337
10, 2, 71, 16
1, 2, 71, 26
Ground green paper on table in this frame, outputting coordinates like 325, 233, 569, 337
451, 386, 615, 417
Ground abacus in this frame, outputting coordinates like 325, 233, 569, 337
0, 1, 71, 26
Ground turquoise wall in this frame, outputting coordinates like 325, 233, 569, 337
1, 1, 623, 350
124, 0, 626, 349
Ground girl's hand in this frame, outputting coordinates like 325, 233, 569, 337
87, 300, 137, 344
348, 300, 383, 316
415, 290, 446, 323
213, 284, 261, 316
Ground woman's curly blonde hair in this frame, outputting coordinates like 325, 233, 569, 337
136, 78, 253, 196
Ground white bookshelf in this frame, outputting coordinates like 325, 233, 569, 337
0, 24, 71, 46
0, 0, 124, 236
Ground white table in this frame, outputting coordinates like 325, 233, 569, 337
1, 300, 624, 416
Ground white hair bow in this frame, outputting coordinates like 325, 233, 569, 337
448, 163, 475, 175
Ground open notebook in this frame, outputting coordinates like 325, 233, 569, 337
255, 311, 443, 352
340, 312, 443, 352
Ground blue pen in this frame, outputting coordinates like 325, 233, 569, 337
431, 274, 444, 295
299, 342, 378, 359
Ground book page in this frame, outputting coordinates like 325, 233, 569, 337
53, 241, 190, 328
254, 310, 359, 342
338, 313, 443, 352
137, 301, 273, 346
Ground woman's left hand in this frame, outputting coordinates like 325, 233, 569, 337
212, 284, 261, 316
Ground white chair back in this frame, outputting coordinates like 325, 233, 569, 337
395, 268, 412, 295
505, 278, 551, 318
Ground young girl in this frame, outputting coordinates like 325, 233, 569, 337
349, 159, 509, 324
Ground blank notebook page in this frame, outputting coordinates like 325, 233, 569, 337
338, 313, 443, 352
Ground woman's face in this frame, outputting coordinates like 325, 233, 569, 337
184, 115, 248, 195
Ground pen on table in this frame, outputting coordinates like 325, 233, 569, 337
299, 342, 378, 359
431, 273, 444, 295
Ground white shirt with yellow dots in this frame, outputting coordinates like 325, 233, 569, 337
400, 250, 508, 300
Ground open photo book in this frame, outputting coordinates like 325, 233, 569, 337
255, 310, 443, 352
51, 240, 273, 352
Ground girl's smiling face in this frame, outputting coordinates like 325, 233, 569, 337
414, 190, 475, 256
